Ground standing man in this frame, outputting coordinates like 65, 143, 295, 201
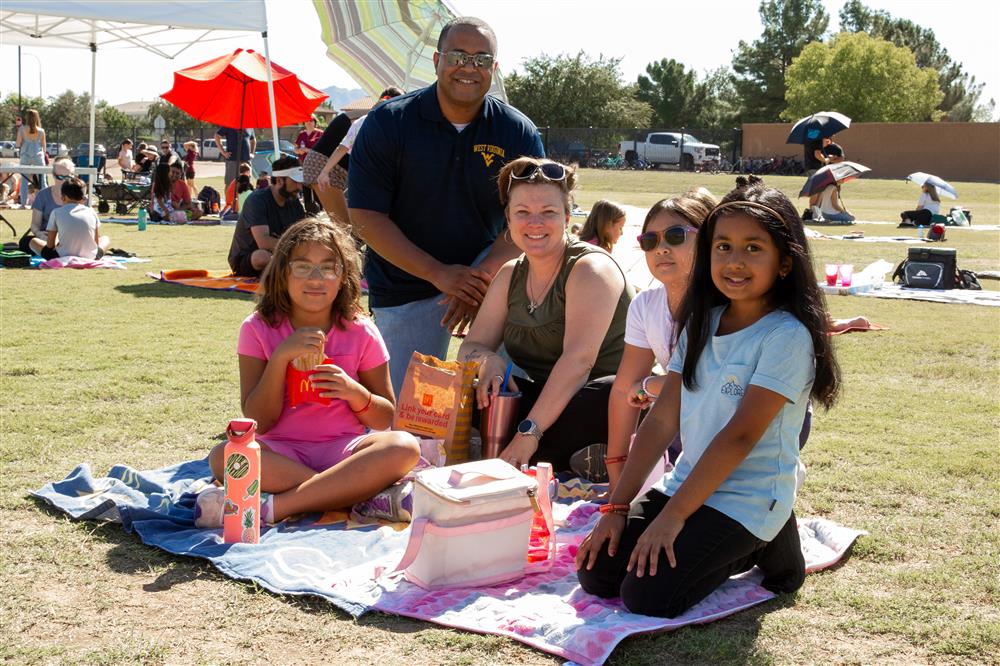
227, 155, 305, 277
215, 126, 256, 190
348, 16, 545, 393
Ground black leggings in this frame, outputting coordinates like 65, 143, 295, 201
516, 374, 614, 473
577, 489, 805, 618
900, 209, 932, 226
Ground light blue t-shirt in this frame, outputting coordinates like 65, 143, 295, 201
658, 306, 814, 541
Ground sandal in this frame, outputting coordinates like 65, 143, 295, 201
569, 443, 608, 483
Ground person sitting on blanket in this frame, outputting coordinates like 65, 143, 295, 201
457, 157, 634, 475
576, 176, 840, 618
223, 162, 253, 216
149, 163, 186, 224
29, 176, 110, 260
18, 158, 87, 254
168, 162, 202, 221
227, 156, 306, 277
813, 182, 855, 224
899, 183, 940, 228
195, 217, 421, 526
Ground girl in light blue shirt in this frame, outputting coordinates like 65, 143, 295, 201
577, 175, 841, 618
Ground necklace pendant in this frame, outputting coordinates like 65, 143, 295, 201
527, 302, 537, 314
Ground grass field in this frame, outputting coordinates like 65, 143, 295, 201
1, 170, 998, 665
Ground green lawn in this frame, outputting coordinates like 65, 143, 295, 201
1, 170, 998, 664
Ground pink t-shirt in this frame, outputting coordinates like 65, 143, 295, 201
237, 312, 390, 444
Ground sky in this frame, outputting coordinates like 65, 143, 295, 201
1, 0, 997, 118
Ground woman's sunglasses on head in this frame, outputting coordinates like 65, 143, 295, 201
507, 161, 567, 195
637, 225, 697, 251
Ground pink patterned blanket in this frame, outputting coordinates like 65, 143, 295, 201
330, 486, 866, 666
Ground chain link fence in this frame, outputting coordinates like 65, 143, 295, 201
541, 127, 744, 170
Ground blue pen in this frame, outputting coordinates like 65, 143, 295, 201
500, 361, 513, 394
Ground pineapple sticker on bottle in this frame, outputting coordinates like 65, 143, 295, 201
223, 418, 261, 544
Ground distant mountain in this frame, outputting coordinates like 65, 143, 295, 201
322, 85, 366, 109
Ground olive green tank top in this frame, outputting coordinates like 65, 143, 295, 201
503, 240, 633, 383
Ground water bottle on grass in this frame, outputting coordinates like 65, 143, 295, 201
137, 205, 147, 231
223, 418, 261, 544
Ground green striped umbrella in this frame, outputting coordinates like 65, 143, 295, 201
313, 0, 507, 101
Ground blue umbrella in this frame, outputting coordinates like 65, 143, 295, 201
787, 111, 852, 144
906, 172, 958, 199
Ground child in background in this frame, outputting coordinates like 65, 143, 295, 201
578, 199, 627, 252
577, 175, 840, 618
256, 170, 271, 190
899, 183, 940, 228
195, 218, 420, 527
183, 141, 198, 196
235, 174, 254, 212
223, 162, 253, 215
29, 176, 111, 259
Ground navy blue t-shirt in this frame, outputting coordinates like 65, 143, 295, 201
348, 84, 545, 308
217, 127, 255, 163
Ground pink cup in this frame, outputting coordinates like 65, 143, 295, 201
839, 264, 854, 287
824, 264, 839, 286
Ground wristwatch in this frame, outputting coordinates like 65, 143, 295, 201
516, 418, 543, 440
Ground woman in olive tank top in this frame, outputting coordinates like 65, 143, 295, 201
458, 157, 633, 474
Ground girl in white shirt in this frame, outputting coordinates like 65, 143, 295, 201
600, 189, 717, 491
900, 184, 940, 227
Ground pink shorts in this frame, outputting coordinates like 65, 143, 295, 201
261, 433, 370, 473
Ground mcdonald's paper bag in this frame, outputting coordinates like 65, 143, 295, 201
393, 352, 479, 464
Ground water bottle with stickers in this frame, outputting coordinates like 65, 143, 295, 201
223, 418, 261, 544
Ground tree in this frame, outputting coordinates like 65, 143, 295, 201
636, 58, 696, 127
839, 0, 989, 121
143, 100, 215, 130
506, 52, 653, 128
783, 32, 942, 122
731, 0, 829, 122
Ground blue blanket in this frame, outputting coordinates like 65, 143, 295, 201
32, 459, 407, 616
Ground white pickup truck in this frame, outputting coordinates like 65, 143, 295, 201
618, 132, 721, 170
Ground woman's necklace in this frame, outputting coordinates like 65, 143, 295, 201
526, 259, 562, 314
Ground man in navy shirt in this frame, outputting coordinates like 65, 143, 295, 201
215, 126, 256, 190
349, 16, 545, 393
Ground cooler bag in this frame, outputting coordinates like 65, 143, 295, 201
394, 459, 554, 589
902, 247, 957, 289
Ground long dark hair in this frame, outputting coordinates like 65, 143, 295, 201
676, 176, 841, 409
151, 163, 172, 207
578, 199, 626, 251
256, 218, 362, 330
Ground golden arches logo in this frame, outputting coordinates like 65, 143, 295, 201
300, 378, 313, 394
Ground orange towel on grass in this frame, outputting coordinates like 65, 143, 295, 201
149, 269, 259, 293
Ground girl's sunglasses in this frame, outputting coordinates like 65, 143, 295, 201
507, 161, 567, 195
637, 225, 697, 251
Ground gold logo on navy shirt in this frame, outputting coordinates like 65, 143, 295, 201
474, 143, 505, 167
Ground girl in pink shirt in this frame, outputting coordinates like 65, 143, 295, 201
196, 218, 420, 526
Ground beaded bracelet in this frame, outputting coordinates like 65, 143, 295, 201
599, 503, 630, 515
351, 390, 373, 415
604, 455, 628, 466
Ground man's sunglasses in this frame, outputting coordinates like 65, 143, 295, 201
637, 225, 697, 251
507, 161, 567, 195
438, 51, 495, 69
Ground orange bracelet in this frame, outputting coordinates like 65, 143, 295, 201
604, 455, 628, 465
350, 390, 373, 414
599, 503, 630, 515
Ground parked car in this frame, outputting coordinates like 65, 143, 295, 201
72, 143, 107, 157
254, 140, 297, 156
46, 142, 69, 158
0, 141, 17, 158
201, 138, 225, 161
618, 132, 721, 171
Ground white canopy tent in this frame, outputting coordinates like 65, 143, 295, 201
0, 1, 280, 167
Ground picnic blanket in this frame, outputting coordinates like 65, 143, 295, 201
103, 214, 222, 225
849, 283, 1000, 307
33, 459, 865, 666
148, 269, 259, 293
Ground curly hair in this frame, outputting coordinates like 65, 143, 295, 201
256, 218, 363, 330
676, 175, 841, 409
496, 157, 577, 214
